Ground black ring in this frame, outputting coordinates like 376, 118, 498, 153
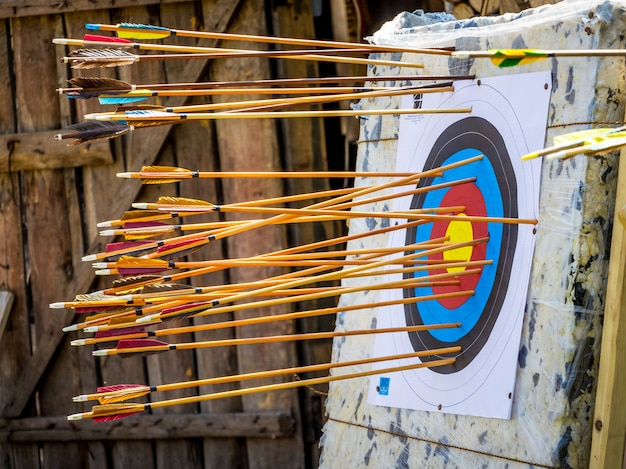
403, 117, 518, 373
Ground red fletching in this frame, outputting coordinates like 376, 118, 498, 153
106, 240, 153, 252
155, 237, 206, 260
84, 34, 133, 44
93, 411, 142, 422
111, 275, 161, 289
104, 240, 156, 261
95, 325, 146, 338
156, 238, 205, 253
124, 221, 169, 229
96, 383, 147, 393
161, 301, 211, 315
117, 338, 169, 349
91, 403, 145, 421
116, 338, 169, 357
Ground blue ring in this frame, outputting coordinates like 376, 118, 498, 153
411, 148, 502, 342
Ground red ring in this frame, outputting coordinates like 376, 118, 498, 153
427, 183, 487, 309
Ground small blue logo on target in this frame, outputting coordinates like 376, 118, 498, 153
377, 377, 390, 396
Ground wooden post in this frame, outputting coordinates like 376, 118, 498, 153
589, 145, 626, 468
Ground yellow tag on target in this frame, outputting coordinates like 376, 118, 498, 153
443, 214, 474, 272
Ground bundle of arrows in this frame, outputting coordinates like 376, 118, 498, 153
52, 21, 626, 154
51, 149, 543, 422
52, 22, 626, 423
51, 21, 481, 145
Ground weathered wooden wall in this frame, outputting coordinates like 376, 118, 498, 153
0, 1, 344, 468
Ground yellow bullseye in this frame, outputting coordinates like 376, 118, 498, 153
443, 214, 474, 272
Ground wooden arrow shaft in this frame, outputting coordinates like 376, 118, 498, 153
89, 23, 453, 56
82, 347, 461, 402
90, 154, 482, 263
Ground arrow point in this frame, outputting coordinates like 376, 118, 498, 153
49, 302, 66, 309
82, 254, 97, 262
63, 324, 79, 332
93, 349, 109, 357
73, 395, 88, 402
67, 413, 84, 421
71, 339, 86, 346
117, 172, 132, 178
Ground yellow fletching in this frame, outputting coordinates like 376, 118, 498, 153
97, 389, 151, 404
139, 167, 192, 184
106, 285, 146, 295
489, 49, 549, 68
156, 196, 213, 206
117, 255, 169, 267
121, 210, 162, 220
522, 127, 626, 160
141, 178, 182, 185
124, 231, 169, 240
91, 403, 145, 417
117, 30, 170, 40
75, 293, 112, 303
141, 165, 190, 173
552, 128, 614, 145
107, 316, 142, 326
123, 225, 174, 240
493, 49, 531, 58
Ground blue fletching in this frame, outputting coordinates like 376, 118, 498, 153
99, 96, 148, 105
125, 110, 177, 118
85, 23, 100, 30
118, 23, 170, 32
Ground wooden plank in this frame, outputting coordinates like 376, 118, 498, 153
207, 0, 305, 467
11, 12, 92, 469
0, 131, 112, 172
1, 0, 243, 423
0, 14, 39, 468
0, 411, 296, 441
589, 148, 626, 465
269, 4, 339, 467
15, 14, 97, 469
142, 141, 202, 468
61, 130, 107, 468
153, 4, 233, 468
0, 0, 190, 19
85, 7, 162, 468
172, 39, 246, 467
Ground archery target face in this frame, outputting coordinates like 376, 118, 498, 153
368, 73, 551, 419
